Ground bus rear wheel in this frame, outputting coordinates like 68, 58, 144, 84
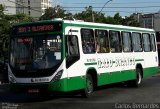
127, 68, 142, 87
81, 74, 94, 98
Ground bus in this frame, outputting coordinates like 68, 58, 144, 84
8, 19, 159, 97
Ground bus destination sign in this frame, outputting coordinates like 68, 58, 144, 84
12, 22, 62, 35
18, 25, 54, 33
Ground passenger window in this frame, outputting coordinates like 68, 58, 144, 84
132, 33, 143, 52
143, 33, 151, 52
109, 31, 122, 53
151, 34, 156, 52
66, 35, 80, 68
67, 36, 79, 56
81, 29, 95, 54
95, 30, 109, 53
122, 32, 132, 52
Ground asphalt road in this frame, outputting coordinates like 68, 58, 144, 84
0, 74, 160, 109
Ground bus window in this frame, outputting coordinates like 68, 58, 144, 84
143, 33, 151, 52
109, 31, 122, 53
67, 36, 79, 56
132, 33, 143, 52
122, 32, 132, 52
66, 35, 80, 68
151, 34, 156, 52
95, 29, 109, 53
81, 29, 95, 54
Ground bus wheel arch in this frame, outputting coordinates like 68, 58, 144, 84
86, 68, 98, 90
127, 64, 143, 87
81, 68, 98, 98
136, 64, 143, 78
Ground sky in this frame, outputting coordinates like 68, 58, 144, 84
52, 0, 160, 17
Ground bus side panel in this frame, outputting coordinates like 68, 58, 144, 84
143, 51, 159, 78
98, 70, 136, 86
143, 67, 159, 78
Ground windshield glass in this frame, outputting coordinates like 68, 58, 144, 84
10, 34, 62, 70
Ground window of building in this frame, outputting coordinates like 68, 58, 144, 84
109, 31, 122, 53
132, 33, 143, 52
95, 30, 109, 53
143, 33, 151, 52
81, 29, 95, 54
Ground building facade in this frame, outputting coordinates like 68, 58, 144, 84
0, 0, 16, 15
0, 0, 52, 19
133, 12, 160, 31
16, 0, 52, 19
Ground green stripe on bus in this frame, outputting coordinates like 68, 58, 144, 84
135, 59, 144, 62
84, 62, 97, 66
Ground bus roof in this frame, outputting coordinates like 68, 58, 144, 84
12, 19, 155, 33
63, 20, 155, 33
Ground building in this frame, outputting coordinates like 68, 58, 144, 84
16, 0, 52, 19
0, 0, 52, 19
0, 0, 16, 15
133, 12, 160, 31
133, 12, 160, 65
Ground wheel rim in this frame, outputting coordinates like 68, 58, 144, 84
86, 76, 93, 94
137, 70, 142, 84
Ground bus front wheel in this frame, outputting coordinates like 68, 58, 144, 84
81, 74, 94, 98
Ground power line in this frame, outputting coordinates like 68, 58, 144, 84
4, 5, 160, 9
62, 6, 160, 9
4, 6, 158, 15
60, 2, 160, 5
1, 1, 160, 5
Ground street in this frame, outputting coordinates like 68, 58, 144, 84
0, 73, 160, 109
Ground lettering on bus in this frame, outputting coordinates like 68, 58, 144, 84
18, 25, 54, 33
97, 57, 135, 69
12, 22, 62, 35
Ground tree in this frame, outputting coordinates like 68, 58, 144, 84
0, 4, 32, 59
74, 6, 106, 23
39, 5, 72, 20
122, 15, 140, 27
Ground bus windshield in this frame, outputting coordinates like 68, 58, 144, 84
10, 34, 62, 70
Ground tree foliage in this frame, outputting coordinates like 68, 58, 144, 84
0, 4, 32, 59
74, 6, 106, 23
39, 5, 72, 20
39, 5, 140, 27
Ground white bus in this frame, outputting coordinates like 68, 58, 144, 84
9, 19, 159, 97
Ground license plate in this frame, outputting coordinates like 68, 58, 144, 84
28, 89, 39, 93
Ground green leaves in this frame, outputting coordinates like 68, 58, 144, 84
39, 5, 72, 20
0, 4, 32, 59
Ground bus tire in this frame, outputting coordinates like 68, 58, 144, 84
127, 68, 142, 87
81, 74, 94, 98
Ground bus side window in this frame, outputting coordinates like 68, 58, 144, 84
109, 31, 122, 53
143, 33, 151, 52
122, 31, 132, 52
151, 34, 156, 52
66, 35, 80, 68
81, 29, 95, 54
132, 33, 143, 52
95, 29, 110, 53
67, 36, 79, 55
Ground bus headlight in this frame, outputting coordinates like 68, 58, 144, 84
51, 70, 63, 82
9, 75, 16, 83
